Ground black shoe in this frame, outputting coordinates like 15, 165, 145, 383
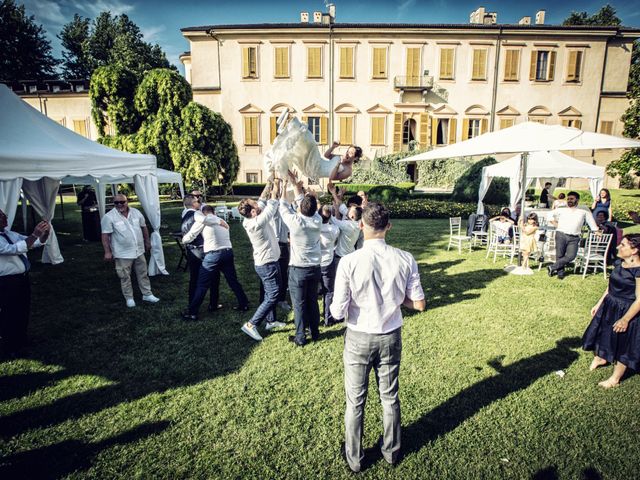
557, 270, 566, 280
181, 313, 198, 321
547, 266, 557, 277
538, 256, 544, 263
233, 305, 249, 312
208, 304, 223, 312
288, 335, 306, 347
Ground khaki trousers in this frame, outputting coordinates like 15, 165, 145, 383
115, 255, 152, 299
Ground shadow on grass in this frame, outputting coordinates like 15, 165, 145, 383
0, 421, 170, 479
403, 337, 582, 456
0, 371, 68, 402
417, 259, 507, 311
532, 466, 602, 480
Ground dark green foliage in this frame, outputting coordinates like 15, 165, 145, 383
0, 0, 57, 82
562, 4, 621, 26
367, 185, 411, 202
349, 151, 411, 184
452, 157, 510, 206
90, 65, 140, 136
58, 14, 91, 79
335, 183, 415, 194
619, 173, 636, 189
416, 158, 472, 188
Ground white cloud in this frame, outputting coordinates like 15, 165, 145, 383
22, 0, 67, 27
396, 0, 417, 20
141, 25, 166, 43
69, 0, 135, 18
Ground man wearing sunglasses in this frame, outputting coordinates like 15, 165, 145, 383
101, 194, 160, 307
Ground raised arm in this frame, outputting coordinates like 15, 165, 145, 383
324, 140, 340, 160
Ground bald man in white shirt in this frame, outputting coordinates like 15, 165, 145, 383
331, 202, 425, 473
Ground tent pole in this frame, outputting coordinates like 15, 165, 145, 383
518, 152, 528, 267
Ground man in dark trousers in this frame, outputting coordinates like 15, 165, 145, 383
181, 194, 221, 313
0, 208, 50, 357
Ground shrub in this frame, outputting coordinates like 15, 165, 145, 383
335, 183, 415, 194
208, 183, 266, 196
368, 185, 411, 202
378, 199, 500, 219
348, 150, 414, 185
619, 173, 636, 190
416, 158, 471, 188
452, 157, 510, 205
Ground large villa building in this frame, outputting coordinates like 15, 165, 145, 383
7, 6, 640, 187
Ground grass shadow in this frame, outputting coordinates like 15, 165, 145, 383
403, 337, 581, 456
0, 421, 170, 479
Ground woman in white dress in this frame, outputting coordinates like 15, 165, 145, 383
263, 116, 362, 183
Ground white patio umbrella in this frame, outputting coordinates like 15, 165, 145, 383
399, 121, 640, 272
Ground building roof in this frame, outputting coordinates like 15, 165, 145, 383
181, 22, 640, 34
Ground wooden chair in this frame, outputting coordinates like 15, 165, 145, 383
447, 217, 472, 253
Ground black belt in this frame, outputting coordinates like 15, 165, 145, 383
557, 232, 580, 237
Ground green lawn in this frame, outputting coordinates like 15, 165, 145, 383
1, 201, 639, 479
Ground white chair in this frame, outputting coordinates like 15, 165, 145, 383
214, 204, 229, 221
486, 222, 515, 263
230, 206, 242, 220
447, 217, 472, 253
576, 232, 613, 278
471, 215, 489, 247
509, 225, 521, 264
538, 230, 557, 271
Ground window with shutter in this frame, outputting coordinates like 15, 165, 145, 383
340, 47, 354, 78
372, 47, 387, 79
242, 47, 258, 78
418, 113, 429, 147
270, 116, 278, 144
73, 119, 88, 138
472, 49, 487, 81
448, 118, 457, 144
307, 47, 322, 78
439, 48, 454, 80
500, 118, 515, 130
392, 112, 403, 151
406, 47, 420, 86
566, 51, 582, 82
243, 116, 259, 145
504, 50, 520, 81
307, 116, 321, 143
339, 116, 354, 145
274, 47, 289, 78
599, 121, 613, 135
371, 117, 385, 145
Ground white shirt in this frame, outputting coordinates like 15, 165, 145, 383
279, 200, 322, 267
331, 238, 425, 334
332, 214, 361, 257
320, 222, 340, 267
0, 229, 42, 276
243, 200, 281, 266
101, 207, 146, 259
551, 206, 598, 235
183, 213, 232, 253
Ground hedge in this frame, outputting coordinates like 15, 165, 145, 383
335, 183, 416, 194
382, 199, 500, 219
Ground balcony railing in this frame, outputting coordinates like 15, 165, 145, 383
394, 75, 434, 89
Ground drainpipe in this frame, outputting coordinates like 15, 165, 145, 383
489, 26, 503, 132
208, 30, 223, 91
593, 32, 612, 165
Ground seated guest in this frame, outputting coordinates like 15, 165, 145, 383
237, 179, 287, 341
583, 234, 640, 388
319, 205, 340, 326
182, 206, 248, 321
552, 193, 567, 209
489, 209, 514, 244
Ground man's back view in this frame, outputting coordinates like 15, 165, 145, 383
331, 202, 425, 472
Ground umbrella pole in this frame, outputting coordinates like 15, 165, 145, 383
507, 152, 530, 275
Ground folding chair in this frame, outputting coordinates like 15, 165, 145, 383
576, 232, 613, 278
447, 217, 472, 253
170, 232, 188, 272
215, 204, 229, 221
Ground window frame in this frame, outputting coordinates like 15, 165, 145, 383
306, 45, 323, 79
338, 115, 355, 145
370, 116, 386, 146
243, 115, 260, 146
565, 49, 584, 84
371, 46, 388, 79
242, 45, 259, 79
273, 45, 290, 79
503, 49, 520, 81
339, 46, 355, 79
471, 48, 488, 81
439, 47, 456, 81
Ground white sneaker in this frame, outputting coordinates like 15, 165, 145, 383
265, 321, 287, 331
142, 294, 160, 303
126, 298, 136, 308
277, 301, 291, 311
241, 323, 263, 341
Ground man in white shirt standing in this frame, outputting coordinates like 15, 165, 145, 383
328, 184, 362, 263
0, 209, 49, 357
319, 204, 340, 326
238, 179, 286, 340
331, 202, 425, 473
549, 191, 599, 280
101, 195, 160, 308
279, 173, 322, 346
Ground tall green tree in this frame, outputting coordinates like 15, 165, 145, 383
90, 65, 140, 136
562, 4, 621, 26
58, 14, 91, 79
60, 11, 174, 80
0, 0, 57, 81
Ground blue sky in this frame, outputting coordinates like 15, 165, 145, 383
21, 0, 640, 74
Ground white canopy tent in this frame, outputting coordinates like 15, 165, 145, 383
478, 151, 606, 214
62, 167, 185, 217
0, 83, 168, 275
400, 121, 640, 214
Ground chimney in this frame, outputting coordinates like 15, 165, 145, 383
300, 12, 309, 23
328, 3, 336, 21
519, 16, 531, 25
535, 10, 545, 25
313, 11, 322, 23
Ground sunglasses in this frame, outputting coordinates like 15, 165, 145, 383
113, 201, 127, 205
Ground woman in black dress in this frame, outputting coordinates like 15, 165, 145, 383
583, 233, 640, 388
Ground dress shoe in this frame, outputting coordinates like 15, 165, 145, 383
288, 335, 306, 347
208, 304, 223, 312
181, 313, 198, 321
547, 266, 557, 277
233, 305, 250, 312
557, 270, 566, 280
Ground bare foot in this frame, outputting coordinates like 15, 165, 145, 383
589, 358, 607, 371
598, 378, 620, 389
